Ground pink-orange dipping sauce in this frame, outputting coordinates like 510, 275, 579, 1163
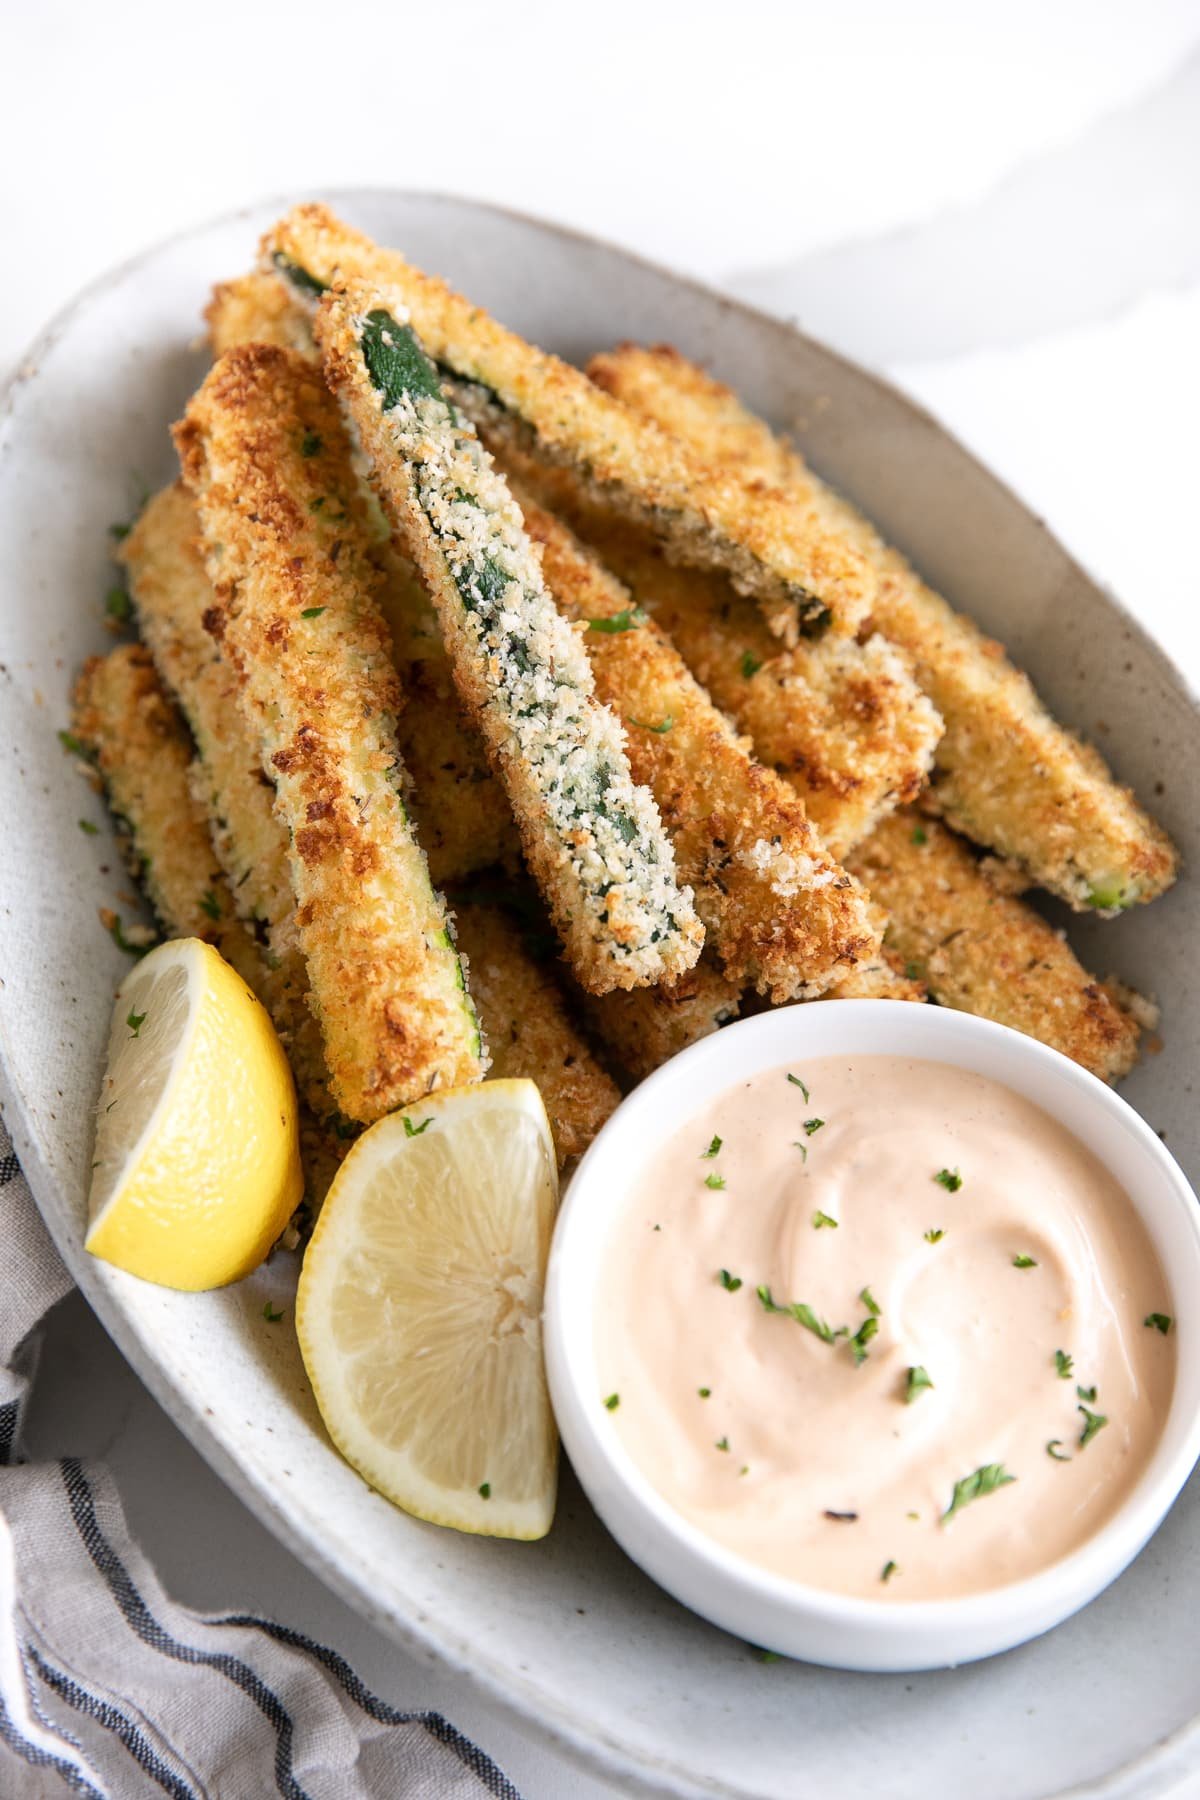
595, 1057, 1175, 1599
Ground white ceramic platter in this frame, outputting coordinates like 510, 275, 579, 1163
1, 192, 1198, 1800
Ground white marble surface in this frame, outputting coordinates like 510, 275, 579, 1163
5, 4, 1200, 1793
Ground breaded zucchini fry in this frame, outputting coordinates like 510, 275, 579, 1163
519, 491, 878, 999
72, 645, 262, 987
498, 449, 940, 858
262, 204, 876, 642
585, 957, 743, 1085
175, 344, 484, 1122
452, 901, 619, 1165
118, 485, 333, 1116
846, 813, 1146, 1082
206, 272, 317, 358
313, 281, 702, 996
593, 344, 1177, 913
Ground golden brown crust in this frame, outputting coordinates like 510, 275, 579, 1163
452, 902, 619, 1166
175, 343, 484, 1121
519, 492, 880, 1000
594, 343, 1177, 912
846, 813, 1145, 1081
585, 957, 743, 1084
262, 204, 877, 642
206, 272, 318, 358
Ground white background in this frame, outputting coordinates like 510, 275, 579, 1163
4, 3, 1200, 1793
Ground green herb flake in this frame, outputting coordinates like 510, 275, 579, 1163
786, 1073, 810, 1101
905, 1365, 934, 1404
924, 1228, 945, 1244
300, 606, 327, 619
753, 1647, 781, 1664
812, 1210, 838, 1230
1145, 1312, 1173, 1335
1076, 1384, 1097, 1403
705, 1171, 727, 1190
1012, 1254, 1038, 1269
905, 962, 922, 980
628, 714, 674, 733
587, 608, 645, 634
881, 1560, 899, 1583
604, 1393, 620, 1411
941, 1462, 1016, 1524
1055, 1349, 1074, 1379
199, 889, 222, 922
105, 586, 132, 623
402, 1115, 432, 1138
1046, 1440, 1071, 1462
478, 1482, 491, 1499
263, 1302, 285, 1324
849, 1315, 879, 1367
125, 1008, 146, 1038
934, 1167, 962, 1192
858, 1287, 881, 1317
715, 1437, 730, 1453
700, 1135, 723, 1159
911, 825, 928, 846
803, 1117, 825, 1137
300, 430, 323, 458
1078, 1405, 1108, 1449
108, 521, 131, 542
792, 1142, 808, 1161
698, 1387, 712, 1398
740, 650, 762, 679
58, 729, 90, 760
78, 819, 99, 836
718, 1269, 743, 1292
757, 1285, 841, 1344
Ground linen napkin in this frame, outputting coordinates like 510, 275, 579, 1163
0, 1121, 521, 1800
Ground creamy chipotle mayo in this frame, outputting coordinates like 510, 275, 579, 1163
595, 1057, 1175, 1599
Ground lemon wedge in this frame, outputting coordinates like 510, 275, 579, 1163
86, 938, 303, 1289
296, 1079, 559, 1539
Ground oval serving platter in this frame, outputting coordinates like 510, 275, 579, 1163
1, 192, 1198, 1800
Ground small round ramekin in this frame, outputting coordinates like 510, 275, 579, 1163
543, 1000, 1200, 1671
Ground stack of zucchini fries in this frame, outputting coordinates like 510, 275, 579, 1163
73, 204, 1177, 1226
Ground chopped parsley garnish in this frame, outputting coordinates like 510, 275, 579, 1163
262, 1302, 285, 1323
698, 1387, 711, 1398
812, 1210, 838, 1230
740, 650, 762, 679
753, 1647, 781, 1664
78, 819, 99, 835
300, 430, 323, 458
786, 1073, 810, 1101
792, 1142, 808, 1161
402, 1115, 432, 1137
718, 1269, 743, 1292
1012, 1254, 1038, 1269
1145, 1312, 1173, 1335
739, 1465, 749, 1477
108, 520, 131, 542
881, 1560, 898, 1583
199, 889, 222, 921
700, 1135, 722, 1159
1077, 1405, 1108, 1449
102, 912, 155, 957
705, 1171, 727, 1190
1046, 1440, 1071, 1462
1055, 1349, 1074, 1379
715, 1437, 730, 1453
924, 1228, 945, 1244
300, 605, 327, 619
628, 714, 674, 733
803, 1117, 825, 1137
105, 586, 132, 623
58, 729, 91, 760
823, 1509, 858, 1522
905, 1365, 934, 1404
756, 1285, 841, 1344
849, 1316, 879, 1366
587, 608, 645, 634
934, 1167, 962, 1192
604, 1393, 620, 1410
478, 1482, 491, 1499
941, 1462, 1016, 1523
125, 1008, 146, 1038
858, 1287, 881, 1317
1076, 1384, 1097, 1403
910, 825, 928, 846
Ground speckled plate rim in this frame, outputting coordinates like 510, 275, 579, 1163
2, 189, 1199, 1800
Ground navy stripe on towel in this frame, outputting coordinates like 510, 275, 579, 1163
29, 1647, 201, 1800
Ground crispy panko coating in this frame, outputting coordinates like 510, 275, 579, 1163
519, 491, 879, 1000
314, 280, 701, 996
846, 813, 1148, 1082
452, 902, 619, 1166
262, 204, 877, 643
593, 344, 1177, 914
498, 448, 939, 859
585, 956, 743, 1085
206, 272, 318, 358
72, 646, 346, 1213
119, 485, 333, 1118
175, 344, 484, 1122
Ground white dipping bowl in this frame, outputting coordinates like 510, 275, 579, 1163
544, 1000, 1200, 1671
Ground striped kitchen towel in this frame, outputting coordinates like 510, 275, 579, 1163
0, 1124, 521, 1799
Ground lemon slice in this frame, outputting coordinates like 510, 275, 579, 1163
86, 938, 303, 1290
296, 1079, 559, 1539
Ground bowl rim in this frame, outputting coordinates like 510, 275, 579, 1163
545, 999, 1200, 1647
